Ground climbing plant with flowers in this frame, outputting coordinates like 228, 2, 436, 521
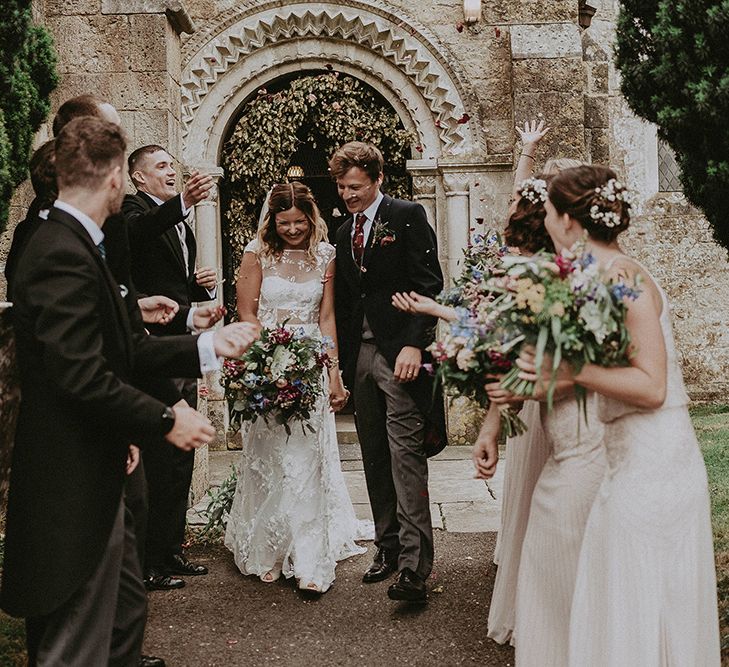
223, 71, 416, 270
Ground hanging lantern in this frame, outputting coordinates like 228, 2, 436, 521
286, 164, 305, 180
463, 0, 481, 24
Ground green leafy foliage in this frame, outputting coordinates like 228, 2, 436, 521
223, 72, 415, 272
615, 0, 729, 248
0, 1, 58, 234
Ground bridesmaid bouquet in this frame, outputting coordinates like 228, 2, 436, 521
222, 324, 331, 435
437, 230, 508, 316
493, 245, 640, 409
428, 312, 528, 437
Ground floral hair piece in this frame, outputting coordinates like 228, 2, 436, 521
589, 178, 632, 228
518, 177, 548, 204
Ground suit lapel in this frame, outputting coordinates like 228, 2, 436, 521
138, 191, 188, 276
362, 194, 392, 269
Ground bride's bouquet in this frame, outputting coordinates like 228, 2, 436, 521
493, 244, 640, 410
222, 324, 331, 435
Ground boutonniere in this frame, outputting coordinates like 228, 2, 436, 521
371, 216, 397, 247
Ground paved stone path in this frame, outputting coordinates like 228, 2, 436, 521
188, 415, 504, 533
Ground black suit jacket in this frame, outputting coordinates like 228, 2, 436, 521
5, 196, 44, 301
0, 207, 201, 618
124, 191, 211, 337
334, 194, 447, 455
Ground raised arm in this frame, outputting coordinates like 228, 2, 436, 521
512, 119, 550, 202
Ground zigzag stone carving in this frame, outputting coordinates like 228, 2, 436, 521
180, 1, 479, 153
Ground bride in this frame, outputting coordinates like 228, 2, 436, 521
224, 182, 369, 594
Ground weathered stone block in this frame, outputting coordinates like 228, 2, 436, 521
110, 71, 169, 110
481, 0, 577, 23
511, 23, 582, 60
584, 94, 609, 128
586, 127, 610, 164
582, 29, 610, 62
133, 109, 169, 148
130, 13, 169, 72
48, 15, 131, 74
46, 0, 101, 15
446, 396, 486, 447
587, 62, 609, 94
512, 58, 584, 93
514, 91, 586, 158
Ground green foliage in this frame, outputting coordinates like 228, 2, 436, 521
223, 72, 415, 271
190, 467, 238, 541
0, 1, 58, 234
615, 0, 729, 248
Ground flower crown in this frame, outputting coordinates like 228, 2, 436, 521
518, 177, 548, 204
589, 178, 633, 228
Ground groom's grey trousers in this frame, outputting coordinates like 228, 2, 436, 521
354, 341, 434, 579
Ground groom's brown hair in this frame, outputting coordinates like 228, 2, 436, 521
329, 141, 384, 182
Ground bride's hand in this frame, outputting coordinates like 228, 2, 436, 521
329, 373, 350, 413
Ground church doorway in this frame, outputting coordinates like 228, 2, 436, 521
219, 70, 414, 312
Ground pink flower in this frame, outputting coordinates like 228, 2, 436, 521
331, 101, 342, 112
555, 254, 574, 278
380, 235, 395, 246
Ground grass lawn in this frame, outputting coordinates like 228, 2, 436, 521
0, 405, 728, 664
690, 404, 729, 659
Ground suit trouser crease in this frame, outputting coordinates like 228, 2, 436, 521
25, 497, 147, 667
354, 343, 433, 578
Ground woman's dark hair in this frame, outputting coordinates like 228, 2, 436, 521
505, 175, 555, 254
548, 165, 631, 243
256, 182, 328, 262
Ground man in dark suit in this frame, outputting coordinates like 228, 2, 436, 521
0, 116, 258, 665
331, 142, 446, 605
123, 145, 220, 589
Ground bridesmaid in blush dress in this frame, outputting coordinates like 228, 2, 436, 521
519, 164, 720, 666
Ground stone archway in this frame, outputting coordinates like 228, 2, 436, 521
180, 0, 514, 447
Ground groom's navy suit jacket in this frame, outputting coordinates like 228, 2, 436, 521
334, 194, 448, 455
0, 206, 201, 618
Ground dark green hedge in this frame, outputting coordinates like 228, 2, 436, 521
615, 0, 729, 248
0, 1, 58, 236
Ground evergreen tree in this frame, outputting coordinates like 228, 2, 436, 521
615, 1, 729, 248
0, 1, 57, 235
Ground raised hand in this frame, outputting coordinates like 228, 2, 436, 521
213, 322, 260, 358
394, 345, 422, 383
182, 170, 214, 209
516, 119, 551, 153
392, 290, 456, 322
193, 304, 226, 331
165, 405, 215, 451
138, 295, 179, 325
195, 267, 218, 290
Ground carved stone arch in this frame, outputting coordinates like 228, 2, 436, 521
180, 0, 483, 162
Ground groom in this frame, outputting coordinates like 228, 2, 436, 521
332, 142, 446, 604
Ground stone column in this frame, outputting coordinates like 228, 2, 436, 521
411, 173, 438, 231
442, 172, 471, 283
187, 166, 230, 455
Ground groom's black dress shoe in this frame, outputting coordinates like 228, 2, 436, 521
145, 569, 185, 591
387, 568, 427, 604
362, 547, 399, 583
165, 553, 208, 576
140, 656, 166, 667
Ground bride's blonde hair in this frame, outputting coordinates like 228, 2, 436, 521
256, 182, 328, 263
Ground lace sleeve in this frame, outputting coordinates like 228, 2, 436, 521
319, 242, 336, 269
244, 239, 259, 255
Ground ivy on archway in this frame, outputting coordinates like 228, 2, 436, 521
222, 72, 416, 269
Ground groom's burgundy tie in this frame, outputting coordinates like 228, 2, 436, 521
353, 212, 367, 266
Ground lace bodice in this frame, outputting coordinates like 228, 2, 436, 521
244, 240, 335, 329
598, 258, 689, 423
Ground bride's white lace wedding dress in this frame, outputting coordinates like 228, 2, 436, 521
224, 240, 371, 591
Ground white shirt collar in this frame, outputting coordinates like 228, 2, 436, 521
144, 192, 164, 206
360, 190, 384, 223
53, 199, 104, 246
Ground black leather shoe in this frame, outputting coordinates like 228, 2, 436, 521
362, 547, 398, 583
139, 656, 166, 667
165, 553, 208, 576
144, 569, 185, 591
387, 568, 427, 604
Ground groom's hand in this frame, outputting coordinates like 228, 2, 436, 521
394, 345, 422, 383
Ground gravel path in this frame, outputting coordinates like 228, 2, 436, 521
144, 533, 514, 666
